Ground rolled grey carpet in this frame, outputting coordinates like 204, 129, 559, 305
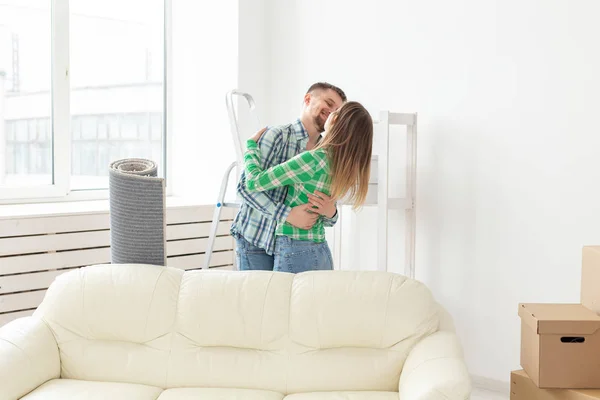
108, 158, 166, 266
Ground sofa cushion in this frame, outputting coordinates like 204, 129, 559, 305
157, 388, 284, 399
19, 379, 163, 399
176, 270, 293, 350
34, 265, 182, 387
167, 270, 292, 392
290, 271, 437, 349
286, 271, 439, 393
285, 392, 398, 399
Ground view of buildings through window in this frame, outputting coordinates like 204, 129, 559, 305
0, 0, 164, 191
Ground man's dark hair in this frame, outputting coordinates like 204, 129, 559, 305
307, 82, 347, 102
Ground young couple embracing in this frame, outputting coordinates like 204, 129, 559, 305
230, 82, 373, 274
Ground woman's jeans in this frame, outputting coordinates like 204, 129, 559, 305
235, 236, 334, 273
273, 236, 333, 273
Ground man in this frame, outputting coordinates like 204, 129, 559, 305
230, 82, 347, 270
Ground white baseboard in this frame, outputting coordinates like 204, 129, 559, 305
472, 374, 510, 394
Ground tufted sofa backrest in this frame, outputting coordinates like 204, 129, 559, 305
35, 264, 440, 394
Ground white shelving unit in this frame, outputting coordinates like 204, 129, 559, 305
330, 111, 417, 278
205, 91, 417, 278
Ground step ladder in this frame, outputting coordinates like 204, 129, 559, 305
203, 90, 260, 270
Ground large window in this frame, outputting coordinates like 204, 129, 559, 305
0, 0, 167, 201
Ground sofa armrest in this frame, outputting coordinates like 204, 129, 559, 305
0, 316, 60, 400
399, 330, 471, 400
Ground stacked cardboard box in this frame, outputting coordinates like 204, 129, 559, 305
511, 246, 600, 399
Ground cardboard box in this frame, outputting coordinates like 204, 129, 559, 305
511, 370, 600, 399
582, 246, 600, 315
519, 303, 600, 388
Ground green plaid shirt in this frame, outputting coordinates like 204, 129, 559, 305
244, 139, 332, 242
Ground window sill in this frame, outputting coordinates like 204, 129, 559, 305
0, 196, 209, 220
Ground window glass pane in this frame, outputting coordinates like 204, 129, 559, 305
0, 0, 52, 188
97, 116, 108, 140
69, 0, 165, 191
80, 116, 97, 140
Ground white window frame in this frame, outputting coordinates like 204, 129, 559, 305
0, 0, 172, 205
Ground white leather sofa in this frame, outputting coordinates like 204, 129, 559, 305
0, 264, 471, 399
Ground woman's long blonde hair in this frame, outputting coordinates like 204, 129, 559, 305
315, 101, 373, 209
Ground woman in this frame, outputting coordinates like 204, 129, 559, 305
244, 101, 373, 273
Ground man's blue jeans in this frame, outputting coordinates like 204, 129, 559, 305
235, 237, 274, 271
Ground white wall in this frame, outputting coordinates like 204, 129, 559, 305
238, 0, 269, 131
170, 0, 269, 203
251, 0, 600, 384
170, 1, 238, 202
